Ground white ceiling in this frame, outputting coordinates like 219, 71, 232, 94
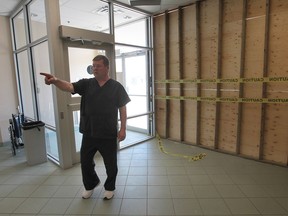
0, 0, 23, 16
0, 0, 199, 16
0, 0, 199, 32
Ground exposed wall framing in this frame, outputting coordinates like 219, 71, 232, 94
154, 0, 288, 166
240, 0, 266, 159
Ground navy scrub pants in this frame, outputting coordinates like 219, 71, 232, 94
80, 135, 118, 191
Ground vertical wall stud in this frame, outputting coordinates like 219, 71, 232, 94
164, 11, 170, 138
178, 7, 184, 142
214, 0, 223, 149
236, 0, 247, 154
259, 0, 270, 160
195, 1, 201, 145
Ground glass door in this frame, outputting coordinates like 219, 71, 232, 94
64, 42, 154, 163
115, 45, 154, 148
64, 43, 112, 163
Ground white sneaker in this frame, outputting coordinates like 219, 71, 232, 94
82, 189, 94, 199
103, 190, 114, 200
82, 181, 100, 199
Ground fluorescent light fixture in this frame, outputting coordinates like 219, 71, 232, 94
129, 0, 161, 6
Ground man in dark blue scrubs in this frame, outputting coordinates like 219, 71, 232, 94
41, 55, 130, 200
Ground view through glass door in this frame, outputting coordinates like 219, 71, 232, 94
115, 45, 154, 148
67, 46, 107, 162
66, 45, 154, 163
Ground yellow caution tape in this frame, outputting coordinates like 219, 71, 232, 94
155, 95, 288, 103
156, 133, 206, 162
155, 76, 288, 84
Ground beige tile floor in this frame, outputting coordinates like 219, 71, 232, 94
0, 138, 288, 216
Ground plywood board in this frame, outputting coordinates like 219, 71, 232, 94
182, 5, 198, 144
263, 104, 288, 164
167, 11, 181, 140
200, 102, 217, 148
240, 103, 262, 157
155, 100, 167, 137
168, 12, 180, 80
263, 0, 288, 164
154, 14, 166, 81
167, 100, 181, 140
183, 99, 197, 143
182, 5, 198, 79
218, 0, 243, 153
154, 15, 167, 137
199, 0, 219, 148
240, 0, 266, 158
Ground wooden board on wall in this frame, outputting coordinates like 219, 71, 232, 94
199, 0, 219, 148
264, 0, 288, 164
167, 11, 181, 140
240, 0, 266, 158
182, 5, 198, 144
154, 14, 167, 137
218, 0, 243, 153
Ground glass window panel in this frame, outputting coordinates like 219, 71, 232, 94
128, 95, 148, 117
59, 0, 110, 33
12, 11, 27, 49
116, 46, 148, 118
128, 114, 148, 130
115, 19, 147, 47
116, 58, 123, 84
125, 55, 147, 95
17, 51, 36, 119
32, 41, 55, 127
29, 0, 47, 41
116, 58, 122, 73
113, 5, 146, 27
119, 116, 152, 149
73, 110, 82, 152
45, 128, 59, 160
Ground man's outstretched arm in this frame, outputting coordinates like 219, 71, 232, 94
40, 72, 74, 93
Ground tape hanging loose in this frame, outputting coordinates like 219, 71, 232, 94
156, 133, 206, 162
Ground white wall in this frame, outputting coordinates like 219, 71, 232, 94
0, 16, 19, 144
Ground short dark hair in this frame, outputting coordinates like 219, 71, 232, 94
93, 55, 109, 67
